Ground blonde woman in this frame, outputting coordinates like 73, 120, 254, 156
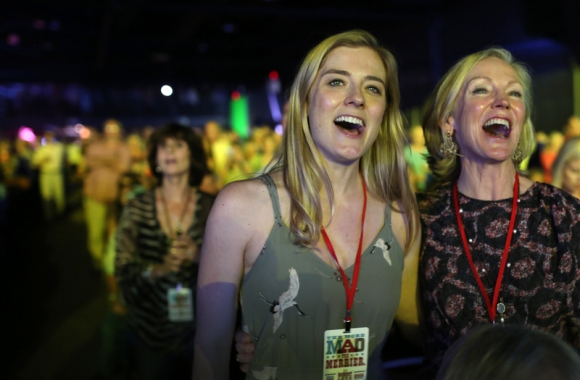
419, 47, 580, 376
193, 30, 421, 379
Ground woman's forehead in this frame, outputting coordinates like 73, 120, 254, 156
464, 57, 521, 86
159, 136, 186, 145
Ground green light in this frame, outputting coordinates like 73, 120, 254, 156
230, 95, 249, 139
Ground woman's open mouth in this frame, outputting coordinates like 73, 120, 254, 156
334, 115, 365, 136
482, 118, 511, 138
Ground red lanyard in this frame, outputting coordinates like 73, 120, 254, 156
320, 175, 368, 333
453, 173, 519, 323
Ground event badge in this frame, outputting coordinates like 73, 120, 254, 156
167, 283, 193, 322
323, 327, 369, 380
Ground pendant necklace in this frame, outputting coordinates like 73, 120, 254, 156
453, 172, 519, 325
160, 186, 192, 239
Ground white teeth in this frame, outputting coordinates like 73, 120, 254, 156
483, 118, 510, 128
334, 115, 364, 127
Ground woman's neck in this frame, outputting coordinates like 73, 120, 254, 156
160, 175, 191, 202
456, 160, 517, 201
324, 161, 362, 199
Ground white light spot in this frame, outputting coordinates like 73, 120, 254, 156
161, 85, 173, 96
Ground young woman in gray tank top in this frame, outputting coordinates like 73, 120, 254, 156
193, 30, 422, 380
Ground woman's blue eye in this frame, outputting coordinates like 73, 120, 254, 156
510, 91, 523, 97
329, 79, 343, 86
473, 88, 487, 94
368, 86, 381, 94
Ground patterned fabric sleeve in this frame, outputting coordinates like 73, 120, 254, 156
554, 189, 580, 348
115, 197, 154, 306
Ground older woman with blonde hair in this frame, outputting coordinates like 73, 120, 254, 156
419, 47, 580, 376
551, 136, 580, 199
193, 30, 421, 379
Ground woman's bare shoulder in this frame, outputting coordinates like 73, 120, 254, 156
213, 177, 272, 215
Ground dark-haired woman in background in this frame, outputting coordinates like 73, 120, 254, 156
115, 123, 214, 380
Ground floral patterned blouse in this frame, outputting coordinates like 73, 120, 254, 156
417, 181, 580, 376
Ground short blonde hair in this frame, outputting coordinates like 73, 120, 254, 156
422, 47, 535, 183
268, 29, 419, 250
551, 136, 580, 189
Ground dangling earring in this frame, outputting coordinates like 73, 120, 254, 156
440, 129, 458, 157
155, 166, 162, 173
512, 144, 523, 165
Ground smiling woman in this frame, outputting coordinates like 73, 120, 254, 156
307, 45, 386, 165
115, 123, 214, 380
193, 30, 421, 380
418, 47, 580, 377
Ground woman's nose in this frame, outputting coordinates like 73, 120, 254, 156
345, 86, 365, 107
492, 94, 510, 109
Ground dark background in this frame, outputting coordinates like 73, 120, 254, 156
0, 0, 579, 134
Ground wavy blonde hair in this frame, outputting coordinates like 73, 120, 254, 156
422, 47, 535, 183
551, 136, 580, 189
267, 30, 419, 250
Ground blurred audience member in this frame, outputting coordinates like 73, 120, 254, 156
31, 131, 66, 220
84, 119, 131, 269
540, 130, 564, 183
259, 132, 279, 171
65, 138, 83, 180
203, 120, 231, 183
435, 324, 580, 380
115, 123, 214, 380
99, 171, 148, 380
0, 140, 11, 178
127, 132, 148, 178
13, 139, 33, 186
405, 124, 430, 192
243, 140, 263, 173
564, 115, 580, 140
522, 131, 548, 181
551, 136, 580, 199
222, 142, 252, 186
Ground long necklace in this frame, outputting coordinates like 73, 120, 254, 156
160, 186, 192, 238
453, 172, 519, 324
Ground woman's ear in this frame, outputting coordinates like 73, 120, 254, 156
441, 115, 455, 135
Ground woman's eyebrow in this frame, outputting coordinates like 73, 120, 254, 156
322, 68, 386, 87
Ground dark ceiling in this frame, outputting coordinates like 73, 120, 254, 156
1, 0, 579, 109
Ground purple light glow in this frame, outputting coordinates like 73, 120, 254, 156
18, 127, 36, 142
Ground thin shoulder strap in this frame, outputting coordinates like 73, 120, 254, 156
260, 174, 283, 221
385, 200, 392, 224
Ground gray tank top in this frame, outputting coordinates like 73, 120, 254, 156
240, 175, 404, 380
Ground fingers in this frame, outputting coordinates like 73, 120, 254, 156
235, 329, 254, 345
236, 354, 253, 371
234, 329, 255, 369
170, 239, 197, 263
165, 249, 183, 272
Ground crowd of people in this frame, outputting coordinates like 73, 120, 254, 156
1, 29, 580, 380
0, 117, 282, 379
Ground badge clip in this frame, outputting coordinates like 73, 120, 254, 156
343, 310, 352, 333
